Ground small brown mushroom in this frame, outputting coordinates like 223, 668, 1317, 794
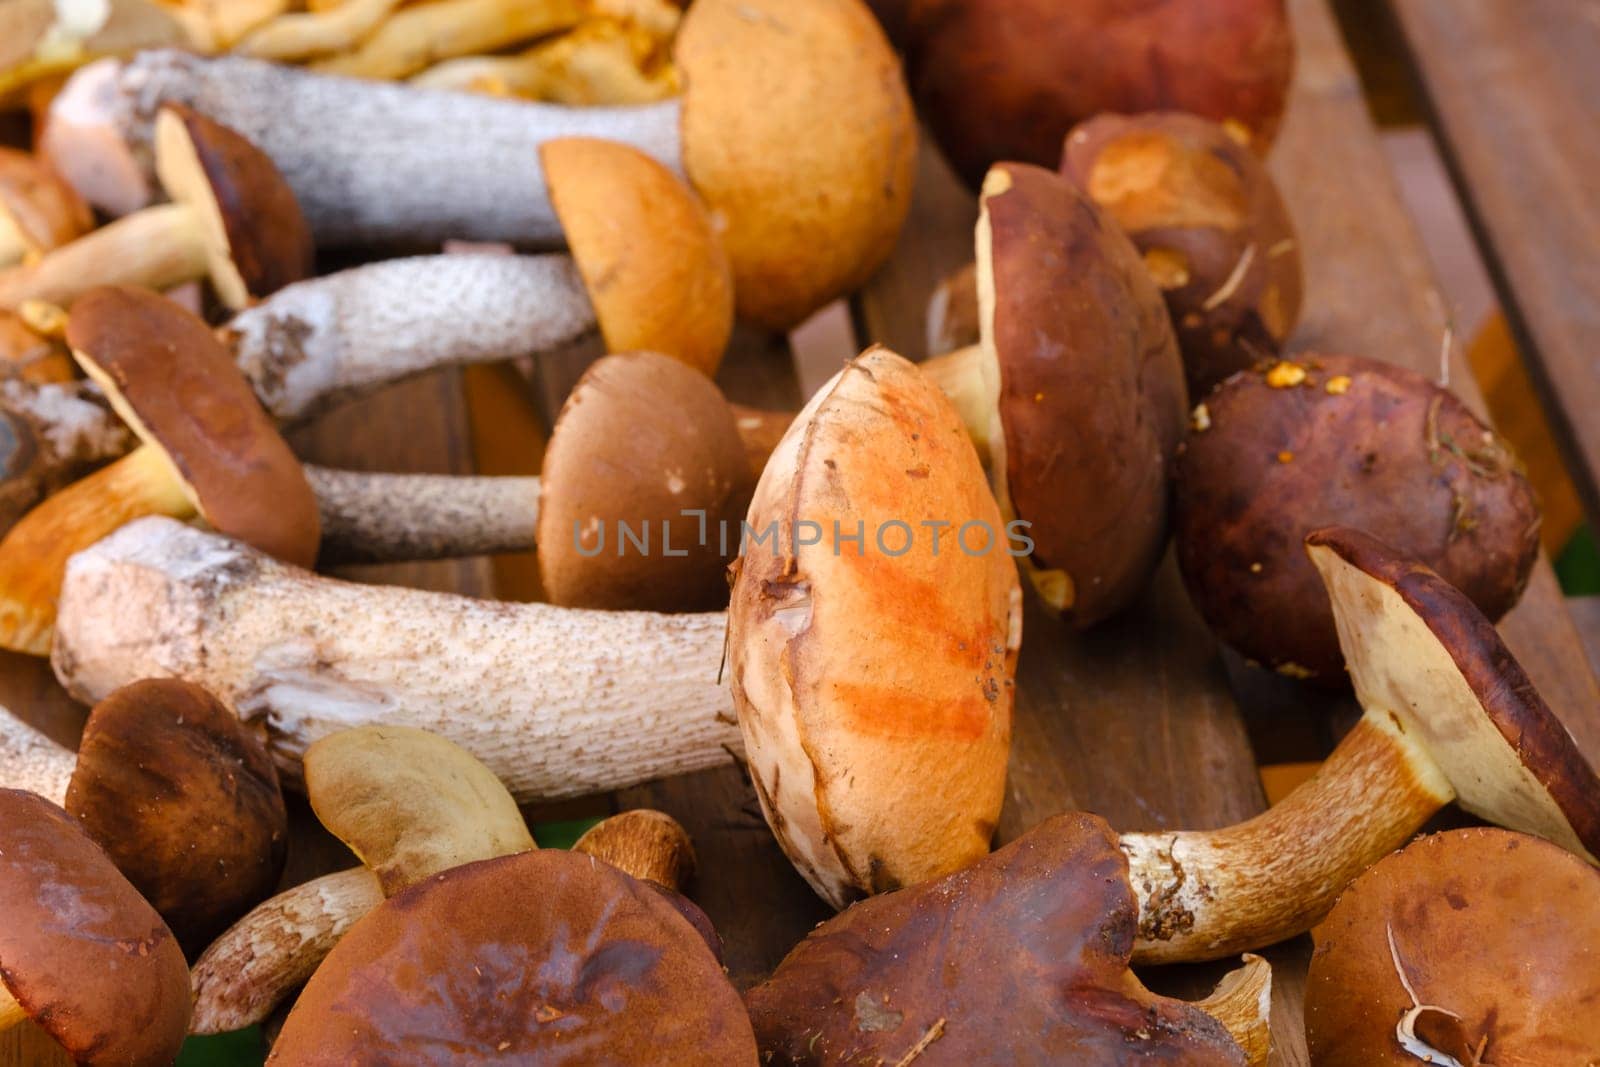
1174, 355, 1540, 682
0, 147, 92, 268
1305, 828, 1600, 1065
0, 103, 311, 312
0, 788, 191, 1065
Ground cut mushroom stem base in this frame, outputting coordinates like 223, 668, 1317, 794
0, 202, 208, 310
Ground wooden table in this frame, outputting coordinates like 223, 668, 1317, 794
6, 1, 1600, 1064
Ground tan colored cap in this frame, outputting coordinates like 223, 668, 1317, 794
0, 147, 92, 261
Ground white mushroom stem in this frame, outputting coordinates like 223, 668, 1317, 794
0, 201, 207, 310
54, 518, 742, 800
1122, 709, 1454, 964
62, 50, 683, 246
306, 465, 540, 564
222, 253, 596, 421
0, 705, 74, 804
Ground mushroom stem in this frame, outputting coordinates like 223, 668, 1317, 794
54, 518, 742, 800
0, 706, 73, 804
306, 466, 542, 565
0, 987, 23, 1030
917, 344, 993, 463
1123, 710, 1454, 964
1194, 954, 1273, 1067
0, 378, 134, 531
0, 202, 207, 310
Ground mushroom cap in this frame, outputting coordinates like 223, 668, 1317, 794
904, 0, 1294, 189
536, 351, 753, 611
542, 137, 733, 377
1060, 111, 1304, 396
0, 147, 93, 260
1177, 355, 1540, 682
746, 811, 1246, 1065
1309, 526, 1600, 859
728, 346, 1019, 908
1305, 828, 1600, 1065
153, 104, 313, 310
65, 285, 321, 567
267, 849, 758, 1063
65, 677, 288, 955
676, 0, 916, 331
0, 788, 191, 1065
979, 162, 1188, 627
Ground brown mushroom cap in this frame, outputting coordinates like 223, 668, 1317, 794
0, 147, 93, 261
0, 788, 191, 1065
1306, 828, 1600, 1065
65, 285, 321, 567
1308, 526, 1600, 859
676, 0, 916, 331
65, 677, 288, 955
543, 137, 733, 377
1060, 111, 1304, 396
980, 161, 1188, 626
747, 811, 1246, 1065
536, 351, 753, 611
153, 104, 313, 310
267, 849, 758, 1063
904, 0, 1294, 189
1176, 355, 1540, 682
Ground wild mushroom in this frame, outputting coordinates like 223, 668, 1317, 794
900, 0, 1295, 188
0, 788, 191, 1065
0, 0, 185, 99
1304, 828, 1600, 1066
1175, 355, 1540, 682
0, 104, 311, 312
746, 811, 1272, 1066
45, 0, 916, 329
0, 284, 319, 655
0, 377, 131, 532
0, 146, 92, 268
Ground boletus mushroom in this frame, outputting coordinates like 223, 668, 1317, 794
0, 104, 312, 312
1304, 828, 1600, 1066
0, 146, 92, 269
1175, 355, 1540, 682
901, 0, 1295, 188
0, 788, 191, 1065
0, 376, 131, 533
48, 0, 916, 329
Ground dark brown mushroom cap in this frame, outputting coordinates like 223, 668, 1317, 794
746, 811, 1245, 1065
65, 285, 321, 567
904, 0, 1294, 189
982, 161, 1187, 627
1176, 355, 1540, 682
1306, 828, 1600, 1065
0, 146, 92, 258
65, 677, 288, 956
154, 104, 313, 308
0, 788, 191, 1065
1307, 526, 1600, 860
267, 849, 758, 1064
536, 351, 753, 611
1060, 111, 1304, 396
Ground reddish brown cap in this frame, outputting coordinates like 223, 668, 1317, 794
747, 811, 1245, 1065
1061, 111, 1304, 396
1306, 828, 1600, 1065
65, 677, 288, 955
66, 285, 321, 567
1307, 526, 1600, 860
537, 351, 753, 611
0, 146, 92, 261
905, 0, 1294, 188
268, 849, 758, 1063
1177, 355, 1540, 682
0, 788, 191, 1065
154, 104, 313, 310
981, 161, 1188, 626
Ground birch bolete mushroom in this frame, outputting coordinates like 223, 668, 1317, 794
0, 146, 92, 268
0, 377, 131, 532
46, 0, 915, 329
0, 104, 312, 312
0, 788, 191, 1066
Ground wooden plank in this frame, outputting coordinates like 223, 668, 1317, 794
1390, 0, 1600, 526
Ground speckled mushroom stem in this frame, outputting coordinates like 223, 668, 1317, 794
0, 203, 208, 310
58, 51, 683, 247
0, 379, 134, 532
223, 253, 597, 421
1122, 710, 1453, 964
305, 466, 541, 565
54, 518, 742, 800
0, 705, 74, 804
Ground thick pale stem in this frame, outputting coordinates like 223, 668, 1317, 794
0, 707, 74, 804
306, 465, 540, 564
918, 344, 991, 464
1123, 711, 1454, 964
54, 518, 742, 800
0, 444, 195, 656
1194, 954, 1273, 1067
223, 254, 597, 421
86, 51, 684, 246
0, 985, 24, 1031
0, 203, 206, 310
